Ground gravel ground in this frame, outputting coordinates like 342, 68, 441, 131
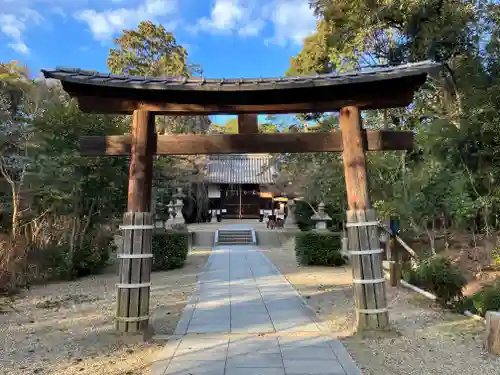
261, 242, 500, 375
0, 248, 211, 375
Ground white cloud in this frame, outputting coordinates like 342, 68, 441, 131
198, 0, 245, 32
0, 0, 73, 55
74, 0, 178, 41
0, 0, 316, 57
264, 0, 317, 46
194, 0, 316, 46
0, 11, 41, 55
238, 19, 265, 37
9, 42, 30, 55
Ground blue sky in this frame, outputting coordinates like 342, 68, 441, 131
0, 0, 318, 125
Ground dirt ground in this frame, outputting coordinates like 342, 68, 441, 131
261, 242, 500, 375
0, 248, 210, 375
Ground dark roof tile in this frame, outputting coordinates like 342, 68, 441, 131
41, 61, 440, 93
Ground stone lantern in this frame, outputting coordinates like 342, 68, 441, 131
284, 199, 298, 230
172, 187, 185, 225
167, 200, 175, 226
311, 202, 331, 231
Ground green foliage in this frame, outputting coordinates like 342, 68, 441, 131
461, 282, 500, 316
71, 237, 112, 278
32, 234, 113, 281
294, 201, 315, 231
402, 257, 467, 305
106, 21, 210, 135
282, 1, 500, 247
107, 20, 196, 77
152, 230, 189, 271
295, 232, 345, 266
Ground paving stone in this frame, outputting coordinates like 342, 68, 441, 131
175, 336, 229, 355
283, 359, 346, 375
171, 343, 228, 362
277, 335, 332, 347
165, 244, 361, 375
231, 322, 275, 333
165, 359, 226, 375
228, 336, 281, 356
280, 345, 337, 360
225, 368, 286, 375
226, 353, 283, 368
187, 324, 230, 333
231, 305, 269, 317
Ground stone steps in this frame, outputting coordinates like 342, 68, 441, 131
216, 230, 254, 245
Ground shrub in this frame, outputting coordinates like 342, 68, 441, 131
152, 229, 189, 271
403, 256, 466, 306
26, 232, 113, 281
0, 237, 31, 296
467, 281, 500, 316
295, 231, 345, 266
1, 230, 114, 299
71, 235, 112, 278
293, 201, 314, 231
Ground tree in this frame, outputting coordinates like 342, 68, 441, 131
0, 70, 132, 289
107, 20, 210, 135
107, 20, 199, 77
282, 1, 500, 265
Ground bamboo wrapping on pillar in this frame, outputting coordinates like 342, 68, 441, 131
116, 212, 153, 333
346, 209, 389, 330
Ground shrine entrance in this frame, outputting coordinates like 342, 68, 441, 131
222, 184, 260, 219
42, 61, 439, 334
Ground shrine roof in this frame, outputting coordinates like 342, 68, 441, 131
205, 154, 278, 184
41, 61, 438, 92
40, 61, 440, 114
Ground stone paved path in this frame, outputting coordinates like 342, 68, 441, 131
152, 244, 362, 375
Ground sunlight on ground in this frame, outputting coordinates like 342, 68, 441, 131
1, 249, 211, 375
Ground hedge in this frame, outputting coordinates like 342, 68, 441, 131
457, 281, 500, 316
152, 230, 189, 271
402, 256, 466, 306
295, 231, 345, 266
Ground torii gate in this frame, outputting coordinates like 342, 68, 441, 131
42, 61, 439, 334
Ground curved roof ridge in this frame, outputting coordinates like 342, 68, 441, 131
40, 61, 440, 93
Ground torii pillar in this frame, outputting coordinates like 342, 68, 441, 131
116, 110, 156, 333
340, 106, 389, 331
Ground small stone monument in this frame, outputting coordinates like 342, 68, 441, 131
284, 199, 297, 230
485, 311, 500, 355
311, 202, 331, 231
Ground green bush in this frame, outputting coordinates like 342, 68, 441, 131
403, 256, 466, 306
467, 282, 500, 316
294, 201, 314, 231
152, 230, 189, 271
295, 231, 345, 266
71, 236, 112, 278
28, 233, 113, 281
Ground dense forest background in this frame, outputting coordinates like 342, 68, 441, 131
2, 0, 500, 291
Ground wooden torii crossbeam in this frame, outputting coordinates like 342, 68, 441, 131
42, 61, 440, 334
79, 131, 413, 156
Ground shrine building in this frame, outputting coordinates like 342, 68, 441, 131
204, 153, 285, 219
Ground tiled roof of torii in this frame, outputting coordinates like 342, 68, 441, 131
41, 61, 439, 92
41, 60, 440, 114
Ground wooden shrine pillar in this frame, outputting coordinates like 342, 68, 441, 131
116, 110, 156, 333
238, 114, 258, 134
339, 106, 389, 331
